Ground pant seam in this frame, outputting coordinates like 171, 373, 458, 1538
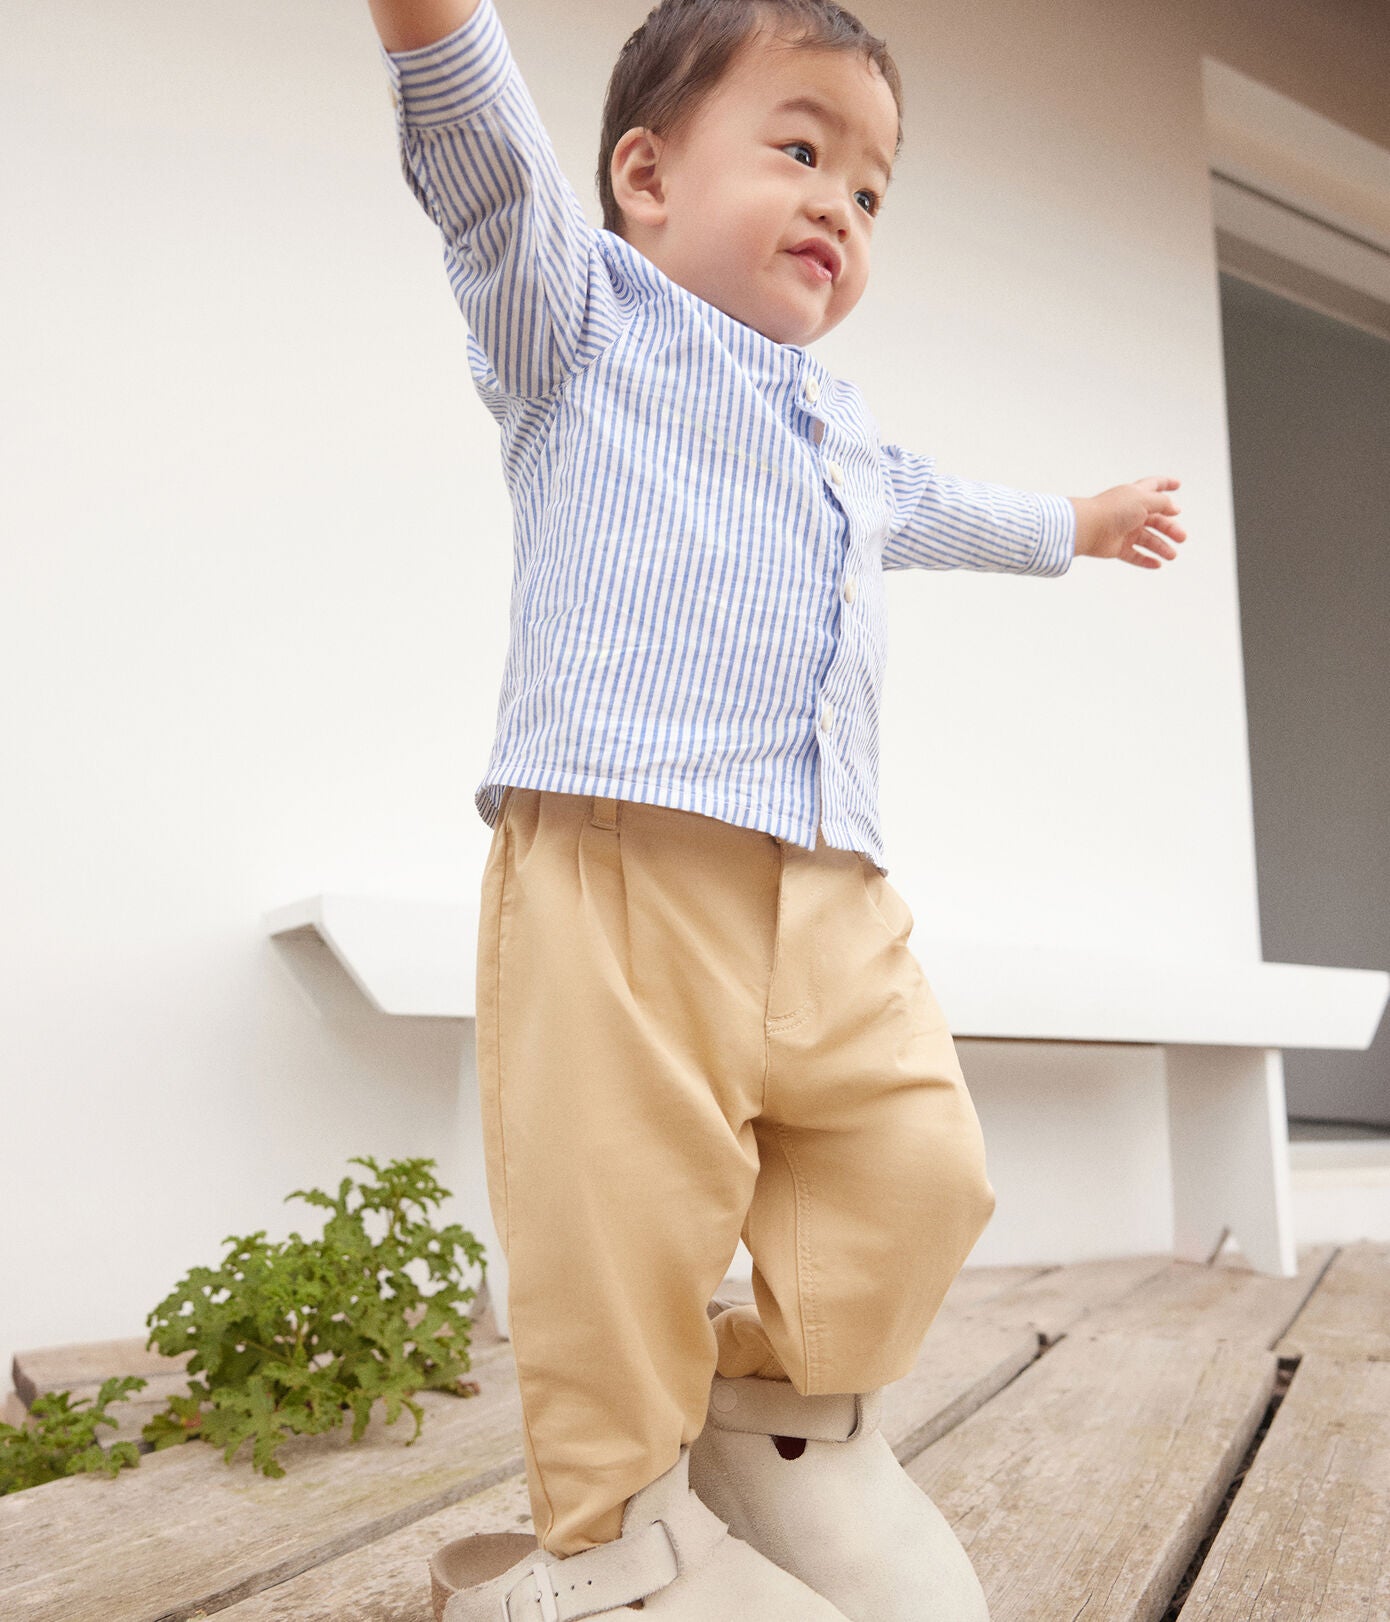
774, 1120, 819, 1391
519, 1370, 562, 1551
497, 807, 561, 1551
759, 841, 785, 1112
494, 817, 513, 1254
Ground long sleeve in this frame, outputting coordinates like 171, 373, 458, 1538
879, 440, 1075, 575
379, 0, 627, 401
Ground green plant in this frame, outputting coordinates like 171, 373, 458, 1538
0, 1376, 147, 1496
142, 1155, 486, 1478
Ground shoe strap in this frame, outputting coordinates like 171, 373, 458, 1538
707, 1374, 882, 1442
496, 1488, 728, 1620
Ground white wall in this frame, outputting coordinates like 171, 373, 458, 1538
3, 0, 1382, 1381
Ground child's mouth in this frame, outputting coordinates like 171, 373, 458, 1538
789, 248, 834, 284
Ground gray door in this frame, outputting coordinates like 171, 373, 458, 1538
1219, 271, 1390, 1134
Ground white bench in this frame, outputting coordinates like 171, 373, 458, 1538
266, 894, 1388, 1326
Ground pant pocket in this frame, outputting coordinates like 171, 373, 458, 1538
858, 854, 916, 943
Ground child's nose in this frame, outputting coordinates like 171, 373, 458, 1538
810, 196, 851, 238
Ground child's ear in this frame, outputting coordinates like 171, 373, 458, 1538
611, 126, 669, 229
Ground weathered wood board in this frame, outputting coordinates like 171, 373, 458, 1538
884, 1315, 1041, 1459
939, 1263, 1052, 1312
0, 1341, 521, 1622
213, 1470, 537, 1622
911, 1331, 1276, 1622
1178, 1352, 1390, 1619
885, 1251, 1181, 1458
1066, 1243, 1335, 1349
9, 1339, 184, 1445
884, 1250, 1211, 1458
11, 1337, 191, 1408
947, 1252, 1174, 1345
1275, 1239, 1390, 1362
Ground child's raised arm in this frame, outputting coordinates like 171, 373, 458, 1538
366, 0, 480, 53
372, 0, 627, 404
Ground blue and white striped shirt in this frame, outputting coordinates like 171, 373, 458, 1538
381, 0, 1074, 874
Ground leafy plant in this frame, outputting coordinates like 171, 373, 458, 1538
0, 1376, 147, 1496
141, 1155, 486, 1478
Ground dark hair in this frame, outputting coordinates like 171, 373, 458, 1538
597, 0, 903, 236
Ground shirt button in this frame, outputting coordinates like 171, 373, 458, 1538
826, 461, 843, 487
843, 575, 857, 604
804, 376, 821, 404
820, 703, 835, 732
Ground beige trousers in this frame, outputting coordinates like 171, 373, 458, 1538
475, 787, 996, 1556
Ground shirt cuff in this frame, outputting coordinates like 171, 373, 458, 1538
379, 0, 511, 127
1030, 491, 1076, 575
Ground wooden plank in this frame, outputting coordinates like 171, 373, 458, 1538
212, 1470, 537, 1622
883, 1254, 1177, 1460
11, 1337, 195, 1446
1275, 1240, 1390, 1361
953, 1252, 1174, 1344
11, 1338, 191, 1408
910, 1330, 1276, 1622
1065, 1242, 1336, 1348
0, 1338, 522, 1622
1178, 1352, 1390, 1619
939, 1263, 1053, 1311
884, 1315, 1042, 1460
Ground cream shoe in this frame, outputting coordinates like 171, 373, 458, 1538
427, 1442, 856, 1620
686, 1370, 990, 1622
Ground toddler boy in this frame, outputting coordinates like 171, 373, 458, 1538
366, 0, 1186, 1615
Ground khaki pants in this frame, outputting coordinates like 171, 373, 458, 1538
475, 787, 996, 1556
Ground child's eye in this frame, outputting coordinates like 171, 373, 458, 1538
782, 140, 816, 167
855, 188, 881, 217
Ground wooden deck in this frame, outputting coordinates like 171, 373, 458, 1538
3, 1241, 1387, 1621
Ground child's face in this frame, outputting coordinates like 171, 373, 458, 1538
616, 31, 898, 347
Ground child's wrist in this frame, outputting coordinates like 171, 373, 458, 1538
1068, 496, 1091, 557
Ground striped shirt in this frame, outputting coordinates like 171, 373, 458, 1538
380, 0, 1074, 874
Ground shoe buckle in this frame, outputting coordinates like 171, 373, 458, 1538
499, 1560, 560, 1622
499, 1517, 680, 1620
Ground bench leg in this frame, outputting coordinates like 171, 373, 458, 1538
1163, 1044, 1296, 1277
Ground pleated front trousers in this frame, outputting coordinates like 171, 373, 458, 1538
474, 786, 996, 1556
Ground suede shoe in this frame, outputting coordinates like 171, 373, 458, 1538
428, 1442, 856, 1619
686, 1369, 990, 1621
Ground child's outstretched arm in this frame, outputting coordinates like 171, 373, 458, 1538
367, 0, 479, 53
878, 444, 1186, 575
368, 0, 626, 404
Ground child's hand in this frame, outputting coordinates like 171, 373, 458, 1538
1070, 477, 1186, 567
